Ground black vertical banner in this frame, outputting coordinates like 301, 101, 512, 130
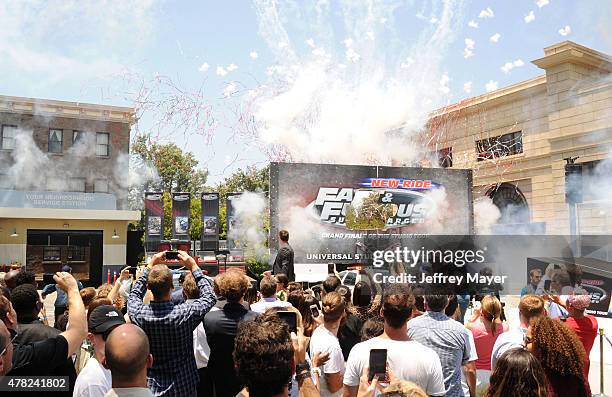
226, 192, 241, 250
145, 192, 164, 250
172, 192, 191, 241
201, 192, 220, 251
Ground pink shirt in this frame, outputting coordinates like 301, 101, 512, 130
469, 321, 509, 370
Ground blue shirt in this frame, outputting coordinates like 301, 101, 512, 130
407, 311, 471, 397
128, 268, 216, 396
41, 280, 83, 307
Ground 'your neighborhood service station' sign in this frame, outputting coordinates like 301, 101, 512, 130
0, 190, 116, 210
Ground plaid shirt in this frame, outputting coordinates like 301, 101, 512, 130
128, 268, 216, 396
407, 311, 471, 397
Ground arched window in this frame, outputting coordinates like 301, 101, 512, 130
485, 183, 529, 224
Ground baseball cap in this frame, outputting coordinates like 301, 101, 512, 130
88, 305, 126, 334
61, 265, 72, 273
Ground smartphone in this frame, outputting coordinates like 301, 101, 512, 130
310, 304, 320, 318
544, 279, 551, 292
165, 251, 179, 260
368, 349, 387, 382
277, 311, 297, 333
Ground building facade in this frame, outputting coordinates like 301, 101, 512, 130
426, 41, 611, 236
0, 95, 140, 286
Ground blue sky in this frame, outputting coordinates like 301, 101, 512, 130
0, 0, 610, 184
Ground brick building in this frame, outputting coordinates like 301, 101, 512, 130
0, 95, 139, 286
426, 41, 611, 236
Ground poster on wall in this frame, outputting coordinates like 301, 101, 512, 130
226, 192, 242, 250
269, 162, 474, 264
172, 192, 191, 241
201, 192, 220, 251
145, 192, 164, 245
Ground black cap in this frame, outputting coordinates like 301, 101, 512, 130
88, 305, 126, 334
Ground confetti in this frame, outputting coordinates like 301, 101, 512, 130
486, 80, 499, 92
558, 25, 571, 36
490, 33, 501, 43
216, 66, 227, 76
524, 11, 535, 23
478, 7, 494, 19
468, 20, 479, 28
198, 62, 209, 72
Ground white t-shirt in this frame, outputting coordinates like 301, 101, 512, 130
461, 331, 478, 396
74, 357, 113, 397
250, 297, 292, 313
309, 326, 345, 397
343, 337, 446, 397
193, 322, 210, 369
490, 327, 525, 370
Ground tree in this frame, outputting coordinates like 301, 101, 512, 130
215, 165, 270, 240
216, 165, 269, 203
132, 134, 208, 193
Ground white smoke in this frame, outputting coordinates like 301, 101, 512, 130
0, 126, 159, 211
474, 196, 501, 234
246, 0, 465, 166
229, 192, 269, 261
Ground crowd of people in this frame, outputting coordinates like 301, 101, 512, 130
0, 233, 601, 397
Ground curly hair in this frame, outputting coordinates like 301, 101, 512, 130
530, 316, 586, 378
233, 313, 294, 397
486, 348, 548, 397
381, 380, 428, 397
216, 269, 249, 303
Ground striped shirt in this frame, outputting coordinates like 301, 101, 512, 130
128, 268, 216, 396
407, 311, 471, 397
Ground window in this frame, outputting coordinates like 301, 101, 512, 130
94, 178, 109, 193
476, 131, 523, 161
437, 147, 453, 168
46, 177, 65, 191
68, 178, 86, 192
96, 132, 110, 156
43, 246, 61, 262
1, 125, 17, 150
72, 130, 85, 144
48, 129, 63, 153
67, 246, 85, 262
0, 174, 12, 189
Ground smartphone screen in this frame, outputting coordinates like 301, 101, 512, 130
165, 251, 179, 260
544, 279, 551, 291
368, 349, 387, 381
310, 304, 320, 318
278, 311, 297, 333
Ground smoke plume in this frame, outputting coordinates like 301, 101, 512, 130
229, 192, 269, 261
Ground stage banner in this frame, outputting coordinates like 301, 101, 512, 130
201, 192, 220, 251
144, 192, 164, 246
226, 192, 242, 250
269, 162, 474, 264
172, 192, 191, 240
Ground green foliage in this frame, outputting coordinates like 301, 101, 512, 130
190, 197, 202, 241
219, 206, 227, 240
246, 255, 270, 279
163, 192, 172, 240
345, 192, 395, 230
216, 165, 269, 203
132, 134, 208, 193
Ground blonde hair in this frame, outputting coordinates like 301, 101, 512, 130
382, 380, 428, 397
481, 295, 502, 336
